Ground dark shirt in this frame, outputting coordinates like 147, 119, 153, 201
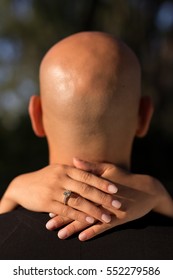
0, 207, 172, 260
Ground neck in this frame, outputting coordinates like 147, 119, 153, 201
48, 146, 132, 171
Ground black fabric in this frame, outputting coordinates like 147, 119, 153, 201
0, 207, 172, 260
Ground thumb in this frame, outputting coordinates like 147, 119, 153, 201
73, 158, 106, 176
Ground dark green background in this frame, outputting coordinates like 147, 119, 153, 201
0, 0, 173, 196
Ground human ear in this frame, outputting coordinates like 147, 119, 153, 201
28, 95, 45, 137
135, 96, 154, 137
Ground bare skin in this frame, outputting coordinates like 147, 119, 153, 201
1, 158, 172, 241
0, 164, 119, 224
0, 32, 172, 241
45, 158, 173, 241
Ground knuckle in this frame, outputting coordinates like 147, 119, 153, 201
73, 211, 83, 222
61, 206, 83, 223
87, 225, 106, 238
56, 164, 63, 174
93, 207, 103, 218
58, 163, 69, 175
81, 171, 91, 182
107, 165, 118, 175
101, 180, 110, 191
72, 195, 83, 208
90, 227, 98, 237
61, 206, 70, 217
49, 164, 61, 175
99, 191, 111, 205
65, 223, 76, 236
94, 178, 108, 191
81, 183, 91, 195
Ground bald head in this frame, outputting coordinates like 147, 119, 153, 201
40, 32, 141, 113
31, 32, 150, 167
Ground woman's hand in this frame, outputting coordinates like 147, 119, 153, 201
46, 158, 173, 241
0, 164, 121, 225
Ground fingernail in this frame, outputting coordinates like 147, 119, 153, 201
58, 229, 68, 239
112, 200, 121, 209
108, 184, 118, 194
101, 213, 111, 223
49, 213, 56, 218
86, 216, 94, 224
79, 232, 87, 241
46, 220, 56, 230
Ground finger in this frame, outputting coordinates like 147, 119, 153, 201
72, 160, 129, 197
67, 192, 112, 223
68, 167, 118, 194
73, 159, 152, 195
46, 215, 72, 230
49, 200, 95, 225
68, 178, 122, 211
56, 213, 127, 240
57, 220, 89, 239
102, 166, 150, 192
78, 217, 121, 241
73, 158, 106, 176
53, 188, 114, 223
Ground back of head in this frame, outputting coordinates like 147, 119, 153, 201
39, 32, 141, 168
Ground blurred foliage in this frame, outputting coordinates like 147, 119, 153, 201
0, 0, 173, 196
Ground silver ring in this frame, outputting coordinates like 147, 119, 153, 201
63, 190, 72, 205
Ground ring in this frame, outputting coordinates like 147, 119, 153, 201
63, 190, 72, 205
